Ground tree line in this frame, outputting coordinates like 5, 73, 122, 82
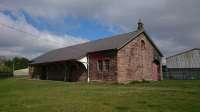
0, 57, 29, 73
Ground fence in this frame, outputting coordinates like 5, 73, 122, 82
163, 68, 200, 80
0, 72, 13, 78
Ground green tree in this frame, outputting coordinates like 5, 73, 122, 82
5, 57, 29, 71
0, 65, 12, 72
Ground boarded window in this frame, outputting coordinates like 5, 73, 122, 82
141, 40, 145, 50
97, 60, 103, 72
104, 60, 110, 72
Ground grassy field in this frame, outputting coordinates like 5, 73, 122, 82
0, 78, 200, 112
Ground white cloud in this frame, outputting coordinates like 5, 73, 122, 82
0, 0, 167, 21
0, 13, 88, 59
0, 0, 200, 56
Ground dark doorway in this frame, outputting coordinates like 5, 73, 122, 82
65, 61, 87, 82
40, 66, 47, 80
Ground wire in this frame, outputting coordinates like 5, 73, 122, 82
0, 6, 38, 37
0, 22, 39, 37
0, 4, 17, 13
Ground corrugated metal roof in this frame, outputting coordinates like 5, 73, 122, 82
167, 48, 200, 59
166, 48, 200, 68
31, 29, 162, 65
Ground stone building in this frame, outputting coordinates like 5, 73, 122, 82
29, 21, 163, 83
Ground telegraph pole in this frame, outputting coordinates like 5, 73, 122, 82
12, 59, 15, 75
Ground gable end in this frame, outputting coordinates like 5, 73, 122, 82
118, 30, 163, 57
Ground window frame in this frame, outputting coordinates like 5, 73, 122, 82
104, 59, 110, 72
97, 60, 103, 72
97, 59, 110, 72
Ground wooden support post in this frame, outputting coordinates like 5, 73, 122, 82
64, 64, 67, 82
87, 56, 90, 83
64, 63, 70, 82
46, 66, 49, 80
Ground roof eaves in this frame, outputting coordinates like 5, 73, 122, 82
143, 30, 163, 57
167, 48, 200, 59
30, 58, 77, 65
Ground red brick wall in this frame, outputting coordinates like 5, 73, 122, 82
89, 50, 117, 82
117, 33, 162, 83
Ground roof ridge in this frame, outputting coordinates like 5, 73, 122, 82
62, 31, 136, 49
167, 48, 200, 59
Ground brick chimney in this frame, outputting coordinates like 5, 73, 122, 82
137, 19, 144, 30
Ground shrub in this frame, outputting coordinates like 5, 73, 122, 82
128, 79, 150, 84
0, 65, 12, 73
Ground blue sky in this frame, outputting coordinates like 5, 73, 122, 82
3, 9, 119, 40
0, 0, 200, 59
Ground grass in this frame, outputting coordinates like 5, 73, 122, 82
0, 78, 200, 112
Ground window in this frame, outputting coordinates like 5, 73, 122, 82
104, 60, 110, 72
97, 60, 103, 72
97, 60, 110, 72
141, 40, 145, 50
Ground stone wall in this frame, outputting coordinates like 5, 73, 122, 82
117, 33, 162, 83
